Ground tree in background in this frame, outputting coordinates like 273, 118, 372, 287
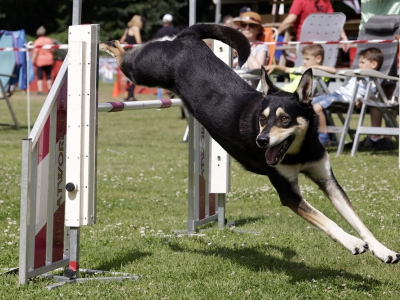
0, 0, 273, 43
0, 0, 189, 43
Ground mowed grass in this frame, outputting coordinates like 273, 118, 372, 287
0, 81, 399, 299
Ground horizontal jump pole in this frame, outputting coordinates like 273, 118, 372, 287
98, 99, 183, 113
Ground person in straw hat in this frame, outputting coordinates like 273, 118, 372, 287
232, 11, 269, 71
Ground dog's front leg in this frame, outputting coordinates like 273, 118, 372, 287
271, 169, 369, 255
304, 154, 400, 264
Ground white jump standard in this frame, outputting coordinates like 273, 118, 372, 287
18, 24, 231, 286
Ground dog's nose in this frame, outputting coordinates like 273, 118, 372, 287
256, 136, 269, 148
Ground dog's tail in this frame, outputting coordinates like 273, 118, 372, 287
176, 24, 250, 68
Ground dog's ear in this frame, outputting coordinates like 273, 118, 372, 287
296, 68, 313, 105
260, 66, 280, 96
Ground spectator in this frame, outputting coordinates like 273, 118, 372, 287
312, 48, 383, 147
277, 0, 348, 48
120, 15, 146, 101
354, 0, 400, 150
120, 15, 145, 45
221, 15, 233, 27
232, 12, 269, 71
239, 6, 251, 17
156, 14, 180, 38
264, 44, 336, 93
31, 26, 54, 95
155, 14, 182, 117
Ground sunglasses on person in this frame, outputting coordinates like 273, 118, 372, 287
240, 23, 258, 29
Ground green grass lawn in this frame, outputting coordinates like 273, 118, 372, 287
0, 82, 399, 299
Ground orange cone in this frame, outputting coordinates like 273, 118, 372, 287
112, 69, 121, 98
112, 80, 120, 98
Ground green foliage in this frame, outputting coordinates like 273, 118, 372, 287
0, 84, 399, 297
0, 0, 272, 43
0, 0, 191, 42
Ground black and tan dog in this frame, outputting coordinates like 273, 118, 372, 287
100, 24, 399, 264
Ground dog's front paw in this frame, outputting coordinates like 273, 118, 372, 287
340, 233, 368, 255
369, 243, 400, 264
352, 242, 368, 255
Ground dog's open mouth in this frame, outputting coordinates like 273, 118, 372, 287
265, 135, 295, 166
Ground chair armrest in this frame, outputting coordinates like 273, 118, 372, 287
247, 68, 261, 76
352, 69, 399, 81
292, 68, 346, 79
337, 69, 355, 76
312, 69, 345, 79
240, 73, 261, 81
360, 98, 399, 109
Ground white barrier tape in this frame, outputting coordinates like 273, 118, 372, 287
254, 39, 398, 46
0, 39, 398, 52
0, 44, 69, 52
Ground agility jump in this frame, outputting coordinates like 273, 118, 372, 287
18, 24, 231, 286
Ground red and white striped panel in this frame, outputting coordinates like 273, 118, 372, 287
33, 81, 68, 269
52, 82, 67, 262
34, 117, 50, 269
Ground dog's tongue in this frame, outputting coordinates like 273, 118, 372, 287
265, 145, 280, 164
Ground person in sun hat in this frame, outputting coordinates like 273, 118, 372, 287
232, 11, 269, 71
156, 14, 180, 38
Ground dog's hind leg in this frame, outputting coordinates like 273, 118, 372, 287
301, 154, 400, 264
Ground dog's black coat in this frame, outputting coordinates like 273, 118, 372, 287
101, 24, 399, 263
119, 25, 323, 173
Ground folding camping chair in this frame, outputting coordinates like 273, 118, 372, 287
270, 12, 346, 91
320, 14, 400, 156
294, 13, 346, 73
0, 32, 20, 130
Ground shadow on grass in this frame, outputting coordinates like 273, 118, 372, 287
94, 249, 152, 272
226, 216, 265, 227
326, 144, 398, 156
197, 216, 265, 231
167, 240, 380, 290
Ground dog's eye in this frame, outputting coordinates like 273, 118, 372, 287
280, 116, 290, 123
259, 115, 267, 126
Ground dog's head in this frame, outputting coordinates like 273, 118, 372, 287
256, 67, 314, 166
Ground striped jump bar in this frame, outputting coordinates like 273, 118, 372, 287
98, 99, 183, 113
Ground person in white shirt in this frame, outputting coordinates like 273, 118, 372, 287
312, 47, 382, 146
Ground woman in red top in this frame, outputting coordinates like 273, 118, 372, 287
32, 26, 54, 95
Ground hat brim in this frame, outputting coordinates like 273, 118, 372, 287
232, 17, 263, 27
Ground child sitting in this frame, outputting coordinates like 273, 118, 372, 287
264, 44, 336, 93
312, 47, 383, 146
